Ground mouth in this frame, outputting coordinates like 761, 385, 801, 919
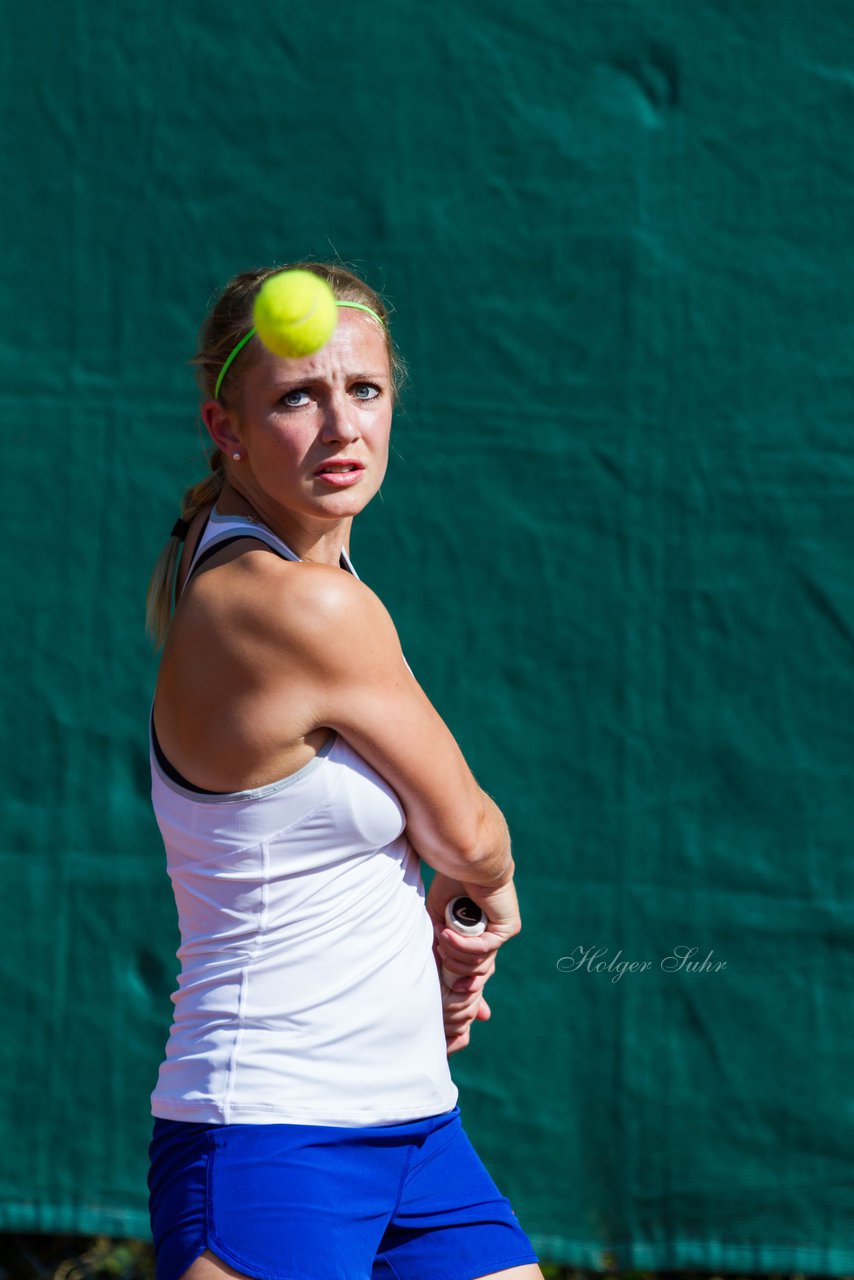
313, 460, 366, 486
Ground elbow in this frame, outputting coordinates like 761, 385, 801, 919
431, 793, 513, 885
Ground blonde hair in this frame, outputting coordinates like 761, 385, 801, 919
145, 261, 404, 649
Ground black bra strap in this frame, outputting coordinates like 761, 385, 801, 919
189, 535, 260, 577
150, 716, 223, 795
187, 530, 353, 586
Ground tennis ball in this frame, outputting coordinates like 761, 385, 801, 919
253, 270, 338, 358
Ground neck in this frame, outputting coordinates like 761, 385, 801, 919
216, 479, 352, 566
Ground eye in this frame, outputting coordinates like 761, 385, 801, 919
352, 383, 380, 400
281, 388, 310, 407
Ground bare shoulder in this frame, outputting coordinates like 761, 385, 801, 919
156, 542, 405, 790
174, 542, 400, 673
272, 560, 400, 666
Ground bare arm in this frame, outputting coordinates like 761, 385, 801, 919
276, 564, 517, 894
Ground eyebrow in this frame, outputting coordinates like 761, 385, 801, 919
271, 371, 389, 390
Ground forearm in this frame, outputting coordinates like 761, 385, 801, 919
423, 791, 514, 888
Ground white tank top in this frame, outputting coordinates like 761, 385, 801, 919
149, 509, 458, 1125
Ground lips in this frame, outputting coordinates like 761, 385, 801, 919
313, 458, 366, 487
313, 459, 365, 476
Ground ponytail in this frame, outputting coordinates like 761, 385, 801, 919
145, 452, 225, 648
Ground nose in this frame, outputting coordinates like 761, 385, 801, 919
320, 392, 361, 445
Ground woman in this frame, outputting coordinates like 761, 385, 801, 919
146, 262, 543, 1280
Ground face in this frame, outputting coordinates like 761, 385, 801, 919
209, 309, 393, 528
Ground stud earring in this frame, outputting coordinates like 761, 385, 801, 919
232, 451, 242, 461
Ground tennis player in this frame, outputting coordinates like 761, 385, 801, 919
145, 263, 543, 1280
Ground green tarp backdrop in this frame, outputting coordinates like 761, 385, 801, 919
3, 1, 853, 1271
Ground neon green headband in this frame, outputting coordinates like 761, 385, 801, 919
214, 300, 385, 400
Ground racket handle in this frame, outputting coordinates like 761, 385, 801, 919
444, 895, 488, 936
441, 897, 488, 1000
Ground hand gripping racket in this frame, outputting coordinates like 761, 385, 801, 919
444, 895, 487, 936
441, 896, 488, 995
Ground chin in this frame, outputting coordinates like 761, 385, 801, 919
310, 480, 382, 513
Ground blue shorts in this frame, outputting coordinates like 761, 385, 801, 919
147, 1106, 538, 1280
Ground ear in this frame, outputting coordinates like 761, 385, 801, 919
201, 399, 242, 455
